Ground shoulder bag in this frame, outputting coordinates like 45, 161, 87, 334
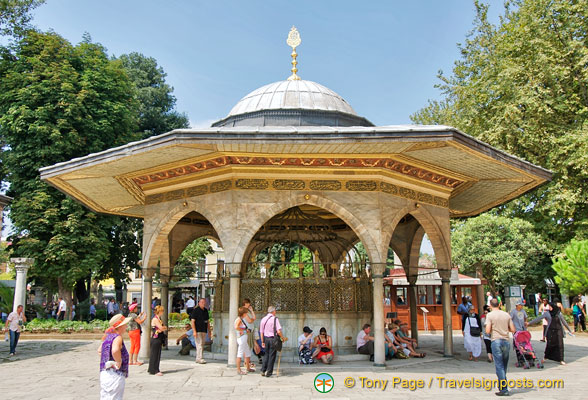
272, 316, 282, 352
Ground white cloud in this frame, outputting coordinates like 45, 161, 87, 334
189, 119, 217, 129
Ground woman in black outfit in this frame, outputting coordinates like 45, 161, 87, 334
528, 302, 565, 365
148, 305, 167, 375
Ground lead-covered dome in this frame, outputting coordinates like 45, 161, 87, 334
212, 80, 373, 127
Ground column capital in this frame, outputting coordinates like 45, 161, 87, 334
10, 258, 34, 271
371, 263, 385, 278
228, 263, 241, 277
438, 268, 451, 282
142, 267, 155, 279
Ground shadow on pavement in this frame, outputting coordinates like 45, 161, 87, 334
0, 339, 92, 364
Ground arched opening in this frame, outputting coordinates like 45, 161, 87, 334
213, 204, 374, 355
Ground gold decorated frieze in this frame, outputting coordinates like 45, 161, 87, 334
310, 180, 342, 190
272, 179, 306, 190
210, 180, 232, 193
142, 177, 449, 210
345, 181, 377, 191
236, 179, 269, 190
130, 155, 464, 189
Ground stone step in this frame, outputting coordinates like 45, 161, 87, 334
189, 349, 370, 363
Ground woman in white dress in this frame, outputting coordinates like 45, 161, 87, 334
462, 307, 483, 361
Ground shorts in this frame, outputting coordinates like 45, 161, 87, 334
237, 334, 251, 358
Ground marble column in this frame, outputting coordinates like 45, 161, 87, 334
439, 269, 454, 357
161, 279, 169, 350
139, 269, 154, 360
407, 280, 418, 341
11, 258, 33, 313
371, 264, 386, 367
227, 263, 241, 367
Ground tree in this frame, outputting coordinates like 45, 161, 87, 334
0, 281, 13, 314
118, 52, 189, 138
451, 214, 549, 293
552, 240, 588, 296
0, 0, 45, 37
412, 0, 588, 249
173, 237, 214, 281
0, 31, 139, 316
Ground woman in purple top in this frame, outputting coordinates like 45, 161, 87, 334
100, 314, 132, 400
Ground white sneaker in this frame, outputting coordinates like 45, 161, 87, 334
9, 353, 14, 356
197, 359, 207, 364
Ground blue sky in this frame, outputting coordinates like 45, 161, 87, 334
31, 0, 503, 127
4, 1, 505, 252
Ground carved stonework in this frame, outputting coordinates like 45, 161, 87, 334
142, 177, 450, 210
417, 192, 433, 203
272, 179, 305, 190
346, 180, 377, 191
164, 189, 185, 202
380, 182, 399, 195
310, 180, 342, 190
399, 187, 417, 200
433, 196, 449, 207
187, 184, 208, 197
235, 179, 269, 190
210, 180, 232, 193
145, 193, 164, 205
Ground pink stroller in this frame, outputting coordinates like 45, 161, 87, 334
513, 331, 543, 369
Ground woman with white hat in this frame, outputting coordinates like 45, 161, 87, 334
127, 303, 146, 365
100, 313, 132, 400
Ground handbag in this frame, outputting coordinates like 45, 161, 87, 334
272, 316, 282, 352
469, 316, 481, 336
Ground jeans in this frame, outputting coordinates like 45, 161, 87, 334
491, 339, 510, 393
9, 330, 20, 354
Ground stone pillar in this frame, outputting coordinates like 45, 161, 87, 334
227, 263, 240, 367
371, 264, 386, 367
161, 279, 169, 350
11, 258, 33, 313
407, 279, 418, 341
439, 269, 454, 357
139, 269, 154, 360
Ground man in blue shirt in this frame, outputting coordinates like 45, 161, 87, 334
177, 324, 196, 355
457, 296, 473, 329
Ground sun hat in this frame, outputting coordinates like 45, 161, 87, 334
108, 313, 132, 329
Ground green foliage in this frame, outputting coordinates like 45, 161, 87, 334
0, 31, 139, 292
0, 281, 13, 314
24, 317, 109, 332
451, 213, 550, 292
168, 312, 189, 321
118, 52, 189, 138
173, 237, 214, 280
0, 0, 45, 37
412, 0, 588, 249
553, 240, 588, 295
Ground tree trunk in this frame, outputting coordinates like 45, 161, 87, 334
74, 277, 89, 303
57, 277, 73, 320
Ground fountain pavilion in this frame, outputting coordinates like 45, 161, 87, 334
40, 28, 551, 366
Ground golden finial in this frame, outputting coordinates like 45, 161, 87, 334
286, 26, 301, 81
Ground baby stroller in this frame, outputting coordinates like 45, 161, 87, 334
513, 331, 543, 369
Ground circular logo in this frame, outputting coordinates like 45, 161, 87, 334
314, 373, 334, 393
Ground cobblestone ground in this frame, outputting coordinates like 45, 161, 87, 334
1, 329, 586, 399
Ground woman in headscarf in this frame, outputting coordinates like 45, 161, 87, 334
528, 302, 565, 365
462, 306, 482, 361
127, 303, 146, 365
100, 314, 132, 400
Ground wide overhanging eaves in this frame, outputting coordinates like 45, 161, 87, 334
39, 125, 552, 219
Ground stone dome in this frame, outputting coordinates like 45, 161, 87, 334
212, 80, 373, 127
